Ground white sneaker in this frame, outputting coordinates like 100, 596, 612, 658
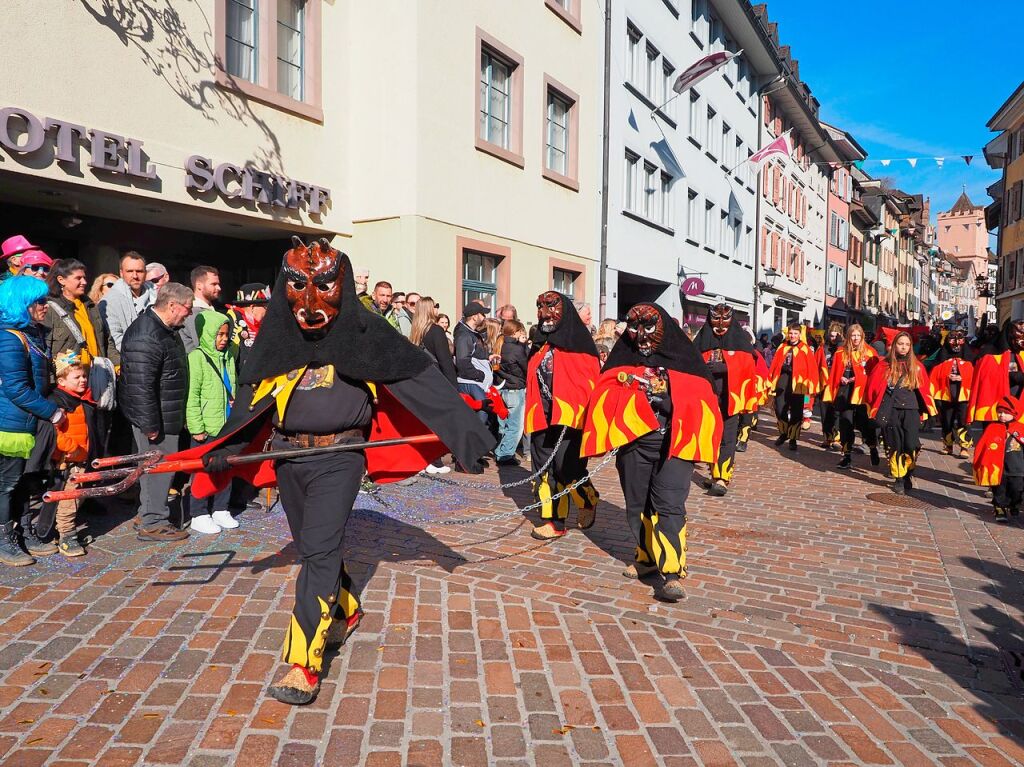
211, 510, 239, 529
190, 514, 222, 534
425, 464, 451, 475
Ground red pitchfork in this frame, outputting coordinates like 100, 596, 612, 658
42, 434, 442, 503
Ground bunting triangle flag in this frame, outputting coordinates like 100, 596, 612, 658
907, 158, 918, 168
749, 132, 792, 169
935, 157, 944, 168
963, 155, 973, 165
854, 160, 865, 169
880, 159, 891, 167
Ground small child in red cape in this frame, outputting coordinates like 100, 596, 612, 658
973, 395, 1024, 524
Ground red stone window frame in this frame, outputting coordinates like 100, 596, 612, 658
541, 75, 580, 192
475, 29, 525, 169
545, 0, 582, 34
214, 0, 324, 122
548, 256, 585, 302
455, 236, 512, 317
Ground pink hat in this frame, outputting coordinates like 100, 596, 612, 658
1, 234, 43, 261
20, 250, 53, 269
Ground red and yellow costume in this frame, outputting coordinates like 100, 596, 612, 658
930, 344, 974, 454
767, 339, 819, 444
967, 351, 1024, 424
865, 356, 936, 486
822, 345, 878, 461
973, 396, 1024, 522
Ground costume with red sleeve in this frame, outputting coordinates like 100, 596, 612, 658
189, 240, 492, 705
973, 395, 1024, 523
582, 303, 721, 601
967, 321, 1024, 426
767, 339, 819, 446
737, 350, 770, 449
864, 354, 936, 490
692, 304, 759, 494
930, 331, 975, 455
823, 344, 878, 463
814, 326, 845, 447
524, 292, 600, 538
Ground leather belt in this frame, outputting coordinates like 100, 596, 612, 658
276, 428, 365, 449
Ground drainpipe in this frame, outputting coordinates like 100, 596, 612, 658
752, 86, 765, 334
598, 0, 612, 321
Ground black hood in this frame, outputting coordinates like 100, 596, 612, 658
534, 293, 598, 356
989, 319, 1022, 357
239, 250, 430, 385
692, 306, 755, 354
934, 335, 975, 364
605, 303, 712, 382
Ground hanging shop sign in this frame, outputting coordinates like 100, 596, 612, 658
680, 277, 705, 297
0, 106, 330, 215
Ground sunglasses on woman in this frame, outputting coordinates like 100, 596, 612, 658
24, 265, 49, 275
104, 281, 115, 288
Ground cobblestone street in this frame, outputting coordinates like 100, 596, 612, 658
0, 416, 1022, 767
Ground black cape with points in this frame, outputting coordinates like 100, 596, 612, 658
532, 293, 598, 357
692, 306, 756, 354
605, 303, 713, 382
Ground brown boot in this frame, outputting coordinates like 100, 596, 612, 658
267, 664, 320, 705
531, 521, 566, 540
325, 609, 364, 650
622, 562, 659, 579
137, 524, 189, 542
656, 578, 685, 602
577, 504, 597, 530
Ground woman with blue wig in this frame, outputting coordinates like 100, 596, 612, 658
0, 276, 67, 567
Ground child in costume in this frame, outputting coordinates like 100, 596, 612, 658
973, 395, 1024, 524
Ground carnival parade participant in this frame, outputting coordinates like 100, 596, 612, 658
967, 319, 1024, 425
692, 302, 760, 496
766, 324, 819, 451
815, 323, 845, 450
973, 395, 1024, 523
737, 349, 770, 452
581, 303, 721, 601
524, 291, 601, 540
821, 323, 879, 470
187, 237, 492, 705
865, 331, 936, 495
930, 328, 974, 457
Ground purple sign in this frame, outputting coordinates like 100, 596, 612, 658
681, 277, 705, 297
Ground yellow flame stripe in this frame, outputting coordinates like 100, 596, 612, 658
623, 393, 652, 437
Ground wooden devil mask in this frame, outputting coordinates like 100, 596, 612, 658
282, 236, 343, 336
710, 302, 732, 337
626, 303, 665, 357
537, 291, 563, 333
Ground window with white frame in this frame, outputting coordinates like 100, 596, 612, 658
720, 211, 729, 256
624, 151, 639, 212
480, 48, 513, 148
690, 0, 707, 43
661, 60, 676, 118
645, 43, 660, 102
626, 23, 642, 88
552, 267, 578, 296
689, 91, 702, 145
745, 225, 754, 265
545, 90, 571, 175
706, 105, 718, 159
642, 161, 658, 219
687, 190, 699, 242
705, 201, 717, 251
660, 172, 673, 228
226, 0, 258, 82
721, 123, 732, 167
276, 0, 304, 100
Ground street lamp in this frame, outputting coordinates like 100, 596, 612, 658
758, 266, 780, 291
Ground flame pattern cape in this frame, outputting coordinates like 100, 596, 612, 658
966, 352, 1024, 422
973, 419, 1024, 487
814, 345, 837, 396
524, 345, 599, 434
864, 359, 937, 420
581, 366, 722, 463
754, 350, 770, 405
821, 346, 877, 405
767, 341, 819, 396
930, 358, 974, 403
700, 350, 760, 416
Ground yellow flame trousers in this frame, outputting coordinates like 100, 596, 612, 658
276, 450, 364, 673
737, 411, 756, 446
774, 387, 804, 440
713, 413, 739, 483
615, 430, 690, 577
820, 401, 839, 444
881, 407, 921, 480
531, 426, 598, 520
937, 401, 972, 449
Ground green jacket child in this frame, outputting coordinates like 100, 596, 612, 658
185, 311, 236, 439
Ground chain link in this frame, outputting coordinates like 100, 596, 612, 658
419, 426, 567, 490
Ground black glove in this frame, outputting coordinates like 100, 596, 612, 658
202, 450, 232, 474
477, 397, 495, 415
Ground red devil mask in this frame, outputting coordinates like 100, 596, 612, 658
282, 236, 343, 337
947, 330, 966, 354
710, 303, 732, 337
626, 303, 664, 356
537, 291, 563, 333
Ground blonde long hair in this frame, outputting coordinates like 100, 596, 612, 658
842, 323, 866, 362
885, 331, 917, 388
484, 317, 502, 354
88, 273, 118, 305
408, 296, 438, 347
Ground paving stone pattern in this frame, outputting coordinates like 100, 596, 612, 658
0, 417, 1023, 766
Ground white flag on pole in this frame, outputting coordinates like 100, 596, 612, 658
672, 50, 740, 94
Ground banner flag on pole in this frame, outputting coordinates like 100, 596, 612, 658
749, 132, 792, 169
672, 50, 739, 94
627, 108, 639, 131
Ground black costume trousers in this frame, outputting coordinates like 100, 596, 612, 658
993, 475, 1024, 511
938, 400, 971, 449
821, 401, 839, 443
616, 431, 691, 577
713, 412, 739, 483
738, 411, 757, 445
883, 408, 920, 479
774, 387, 804, 440
837, 401, 877, 454
531, 426, 598, 521
276, 450, 363, 673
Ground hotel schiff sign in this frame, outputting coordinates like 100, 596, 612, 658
0, 106, 330, 215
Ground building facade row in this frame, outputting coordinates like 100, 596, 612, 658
0, 0, 947, 334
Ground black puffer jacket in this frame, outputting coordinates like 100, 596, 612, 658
498, 339, 528, 390
118, 308, 188, 436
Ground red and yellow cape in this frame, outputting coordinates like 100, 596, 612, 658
974, 420, 1024, 487
930, 358, 973, 403
524, 345, 599, 434
581, 366, 722, 463
700, 350, 760, 416
767, 341, 819, 396
967, 352, 1024, 422
864, 359, 937, 420
821, 346, 877, 405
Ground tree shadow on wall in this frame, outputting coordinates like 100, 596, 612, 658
77, 0, 285, 177
868, 552, 1024, 746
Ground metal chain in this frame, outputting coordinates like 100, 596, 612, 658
419, 426, 567, 490
362, 447, 619, 526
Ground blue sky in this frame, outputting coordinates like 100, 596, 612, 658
764, 0, 1020, 223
